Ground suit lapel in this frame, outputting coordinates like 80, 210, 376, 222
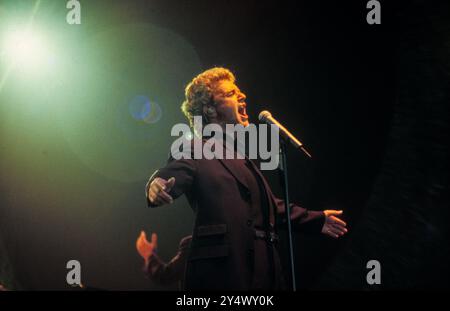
216, 139, 249, 190
246, 158, 278, 224
218, 158, 249, 190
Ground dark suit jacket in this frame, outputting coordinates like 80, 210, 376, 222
145, 139, 324, 290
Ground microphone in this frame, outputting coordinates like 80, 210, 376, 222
258, 110, 312, 158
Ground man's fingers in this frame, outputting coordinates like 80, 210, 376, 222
153, 180, 167, 192
152, 177, 175, 192
326, 230, 339, 239
330, 225, 347, 235
149, 177, 175, 205
151, 233, 158, 248
140, 230, 147, 239
325, 210, 343, 217
136, 232, 149, 256
148, 188, 158, 202
137, 232, 151, 247
326, 227, 343, 238
137, 231, 146, 244
330, 215, 347, 227
157, 190, 173, 204
323, 220, 348, 238
149, 187, 173, 205
166, 177, 176, 192
148, 187, 155, 200
136, 235, 142, 249
331, 223, 348, 233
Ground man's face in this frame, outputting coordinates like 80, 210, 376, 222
212, 80, 249, 127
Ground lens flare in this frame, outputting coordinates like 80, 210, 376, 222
2, 29, 48, 70
128, 95, 162, 124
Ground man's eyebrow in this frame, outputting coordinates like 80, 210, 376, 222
220, 88, 235, 94
218, 85, 239, 95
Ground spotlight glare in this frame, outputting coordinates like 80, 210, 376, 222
2, 28, 48, 69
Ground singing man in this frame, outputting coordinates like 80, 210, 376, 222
145, 67, 347, 290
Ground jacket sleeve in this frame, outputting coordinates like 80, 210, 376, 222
145, 144, 197, 207
274, 197, 325, 234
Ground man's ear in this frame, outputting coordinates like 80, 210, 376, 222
203, 105, 217, 118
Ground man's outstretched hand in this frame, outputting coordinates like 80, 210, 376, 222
136, 230, 158, 263
321, 210, 348, 238
148, 177, 176, 206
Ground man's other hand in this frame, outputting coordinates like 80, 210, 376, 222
321, 210, 348, 238
148, 177, 176, 206
136, 230, 158, 263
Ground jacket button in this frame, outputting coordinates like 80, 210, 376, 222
247, 220, 252, 226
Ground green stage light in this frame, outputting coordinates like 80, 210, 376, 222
2, 28, 48, 70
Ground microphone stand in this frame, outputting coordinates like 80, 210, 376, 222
279, 140, 297, 291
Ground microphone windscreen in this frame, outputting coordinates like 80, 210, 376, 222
258, 110, 272, 122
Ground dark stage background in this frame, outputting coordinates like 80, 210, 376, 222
0, 0, 449, 290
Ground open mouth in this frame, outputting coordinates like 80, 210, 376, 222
238, 105, 248, 120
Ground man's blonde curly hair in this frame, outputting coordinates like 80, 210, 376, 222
181, 67, 235, 127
